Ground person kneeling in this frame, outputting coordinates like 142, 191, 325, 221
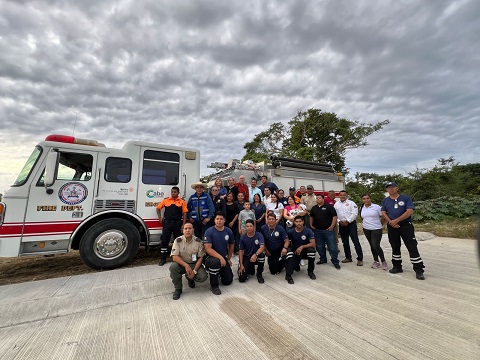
238, 219, 266, 283
169, 223, 208, 300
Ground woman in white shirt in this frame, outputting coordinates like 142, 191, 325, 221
265, 193, 284, 226
361, 193, 387, 270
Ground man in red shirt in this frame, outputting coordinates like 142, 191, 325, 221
235, 175, 250, 202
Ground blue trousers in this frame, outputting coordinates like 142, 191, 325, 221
314, 229, 339, 264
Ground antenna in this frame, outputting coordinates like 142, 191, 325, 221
73, 112, 78, 137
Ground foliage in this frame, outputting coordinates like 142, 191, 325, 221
242, 108, 389, 172
412, 196, 480, 222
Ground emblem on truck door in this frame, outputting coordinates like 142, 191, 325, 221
58, 182, 88, 205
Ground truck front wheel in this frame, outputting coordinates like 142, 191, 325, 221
79, 219, 140, 270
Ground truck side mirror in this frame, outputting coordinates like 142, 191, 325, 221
44, 151, 60, 189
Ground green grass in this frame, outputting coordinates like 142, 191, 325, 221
414, 216, 478, 239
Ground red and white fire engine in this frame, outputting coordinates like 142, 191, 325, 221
0, 135, 200, 269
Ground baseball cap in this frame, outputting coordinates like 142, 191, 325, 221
289, 187, 295, 191
385, 182, 398, 188
307, 185, 314, 189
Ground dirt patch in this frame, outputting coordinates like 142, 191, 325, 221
0, 248, 163, 286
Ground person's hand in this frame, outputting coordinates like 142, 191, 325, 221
295, 246, 303, 255
251, 254, 257, 262
229, 221, 234, 228
185, 266, 195, 279
220, 257, 227, 267
238, 265, 245, 274
266, 249, 271, 257
203, 218, 210, 224
281, 248, 287, 256
228, 258, 232, 267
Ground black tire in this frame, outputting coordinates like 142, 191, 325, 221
79, 218, 140, 270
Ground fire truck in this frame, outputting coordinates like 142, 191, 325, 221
0, 135, 200, 269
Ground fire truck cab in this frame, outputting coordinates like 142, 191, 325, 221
0, 135, 200, 269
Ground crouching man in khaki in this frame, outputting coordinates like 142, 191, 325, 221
169, 222, 208, 300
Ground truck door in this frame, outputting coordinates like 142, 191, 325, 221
21, 149, 98, 255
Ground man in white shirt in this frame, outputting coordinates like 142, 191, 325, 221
334, 190, 364, 266
248, 178, 263, 203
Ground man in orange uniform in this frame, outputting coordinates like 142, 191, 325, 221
157, 186, 188, 266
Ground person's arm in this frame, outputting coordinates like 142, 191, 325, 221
309, 211, 315, 229
229, 213, 239, 228
204, 195, 215, 224
172, 255, 195, 279
250, 244, 265, 264
327, 216, 337, 231
276, 209, 284, 224
227, 243, 234, 266
204, 243, 225, 263
156, 201, 164, 223
390, 209, 414, 226
347, 201, 358, 223
238, 249, 245, 273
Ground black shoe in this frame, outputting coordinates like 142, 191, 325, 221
257, 274, 265, 284
316, 260, 327, 265
172, 289, 182, 300
389, 267, 403, 274
415, 272, 425, 280
188, 278, 196, 288
285, 275, 294, 284
210, 286, 222, 295
158, 258, 166, 266
295, 266, 300, 272
308, 271, 316, 280
334, 263, 341, 270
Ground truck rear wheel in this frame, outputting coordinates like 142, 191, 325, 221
79, 219, 140, 270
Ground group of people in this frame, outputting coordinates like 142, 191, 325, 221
156, 177, 425, 300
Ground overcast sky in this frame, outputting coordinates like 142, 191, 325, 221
1, 0, 479, 193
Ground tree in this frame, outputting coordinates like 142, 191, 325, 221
242, 108, 389, 171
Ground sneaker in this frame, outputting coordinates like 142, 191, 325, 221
158, 258, 166, 266
300, 260, 306, 266
257, 274, 265, 284
187, 278, 195, 289
371, 261, 380, 269
172, 289, 182, 300
308, 271, 317, 280
210, 286, 222, 295
285, 275, 294, 284
341, 258, 352, 263
316, 260, 327, 265
381, 261, 388, 271
415, 272, 425, 280
334, 263, 341, 270
389, 267, 403, 274
357, 260, 363, 266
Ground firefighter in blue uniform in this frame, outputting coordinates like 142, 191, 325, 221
238, 219, 266, 283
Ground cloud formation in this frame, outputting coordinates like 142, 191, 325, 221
1, 0, 479, 192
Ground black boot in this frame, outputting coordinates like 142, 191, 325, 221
159, 254, 166, 266
172, 289, 182, 300
257, 271, 265, 284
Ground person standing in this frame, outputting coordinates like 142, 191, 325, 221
277, 189, 288, 208
263, 187, 273, 206
238, 220, 266, 283
238, 201, 256, 235
261, 213, 290, 275
265, 193, 284, 226
288, 187, 301, 204
284, 196, 306, 229
301, 185, 317, 229
156, 186, 188, 266
187, 182, 215, 239
226, 177, 239, 200
248, 178, 263, 203
335, 190, 364, 266
209, 186, 227, 226
203, 212, 235, 295
361, 193, 388, 270
210, 177, 227, 199
251, 193, 266, 229
235, 175, 250, 202
324, 190, 340, 252
381, 182, 425, 280
258, 175, 278, 196
169, 223, 208, 300
310, 194, 340, 269
285, 216, 317, 284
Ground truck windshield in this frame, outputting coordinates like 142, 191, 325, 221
13, 146, 43, 187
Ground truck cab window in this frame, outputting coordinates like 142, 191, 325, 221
56, 152, 93, 181
105, 157, 132, 183
142, 150, 179, 185
13, 146, 43, 187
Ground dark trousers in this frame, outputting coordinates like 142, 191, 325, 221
160, 220, 183, 259
387, 222, 424, 273
339, 220, 363, 260
363, 228, 385, 262
193, 220, 209, 239
204, 255, 234, 287
286, 248, 315, 276
238, 254, 265, 282
267, 248, 290, 275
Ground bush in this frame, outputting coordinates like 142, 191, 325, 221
413, 196, 480, 222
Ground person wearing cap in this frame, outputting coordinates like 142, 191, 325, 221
334, 190, 364, 266
381, 182, 425, 280
258, 175, 278, 196
156, 186, 189, 266
288, 187, 301, 204
203, 211, 235, 295
301, 185, 317, 229
238, 219, 266, 283
169, 222, 208, 300
187, 182, 215, 238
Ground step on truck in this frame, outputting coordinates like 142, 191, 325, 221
0, 134, 200, 269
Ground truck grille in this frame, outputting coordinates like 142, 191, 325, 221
94, 200, 136, 213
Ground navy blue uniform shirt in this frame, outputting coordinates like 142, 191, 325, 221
287, 227, 315, 251
261, 224, 288, 251
381, 194, 415, 225
203, 226, 235, 257
239, 232, 265, 257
